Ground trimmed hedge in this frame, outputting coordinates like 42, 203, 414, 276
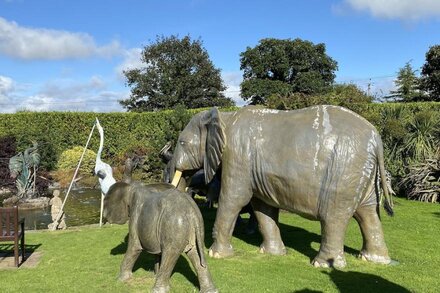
0, 103, 439, 194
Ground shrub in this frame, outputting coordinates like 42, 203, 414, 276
56, 146, 97, 174
0, 136, 17, 189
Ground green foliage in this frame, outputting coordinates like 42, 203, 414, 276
0, 136, 17, 188
56, 146, 97, 174
403, 110, 439, 161
266, 84, 372, 110
420, 45, 440, 101
121, 35, 234, 111
386, 61, 423, 102
163, 104, 194, 143
240, 38, 338, 104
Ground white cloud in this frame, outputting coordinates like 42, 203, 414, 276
222, 71, 246, 106
0, 17, 122, 60
115, 48, 143, 79
0, 75, 14, 94
342, 0, 440, 21
0, 75, 15, 111
0, 76, 126, 113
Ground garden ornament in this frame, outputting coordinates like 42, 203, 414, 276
8, 141, 40, 198
171, 105, 394, 268
94, 118, 116, 195
100, 180, 218, 293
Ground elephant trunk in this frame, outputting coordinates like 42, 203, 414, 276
171, 170, 182, 187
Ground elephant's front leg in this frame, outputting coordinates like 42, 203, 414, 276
118, 235, 142, 281
251, 197, 286, 255
209, 183, 252, 258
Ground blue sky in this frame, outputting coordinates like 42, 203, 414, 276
1, 0, 439, 112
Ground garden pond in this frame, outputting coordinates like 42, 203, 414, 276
1, 189, 102, 230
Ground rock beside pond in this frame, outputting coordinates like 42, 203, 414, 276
3, 196, 51, 209
0, 187, 12, 195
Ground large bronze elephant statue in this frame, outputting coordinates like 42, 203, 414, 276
170, 105, 394, 268
103, 181, 218, 293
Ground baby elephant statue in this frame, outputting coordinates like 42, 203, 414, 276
103, 181, 218, 293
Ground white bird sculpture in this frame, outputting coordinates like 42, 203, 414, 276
94, 118, 116, 195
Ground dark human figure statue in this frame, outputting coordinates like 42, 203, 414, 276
160, 142, 258, 235
99, 176, 217, 292
170, 105, 394, 268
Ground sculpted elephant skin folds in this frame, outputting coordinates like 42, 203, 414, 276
172, 105, 394, 268
103, 182, 218, 293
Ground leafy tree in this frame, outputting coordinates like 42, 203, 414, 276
386, 61, 421, 102
239, 38, 338, 104
120, 35, 234, 111
420, 45, 440, 101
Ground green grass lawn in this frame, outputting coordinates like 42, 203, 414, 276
1, 198, 438, 292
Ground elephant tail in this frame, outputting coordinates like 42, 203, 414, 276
183, 193, 207, 268
377, 137, 394, 216
195, 217, 207, 268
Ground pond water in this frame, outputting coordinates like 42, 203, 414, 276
6, 189, 102, 230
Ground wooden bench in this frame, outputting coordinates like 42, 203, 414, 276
0, 206, 25, 267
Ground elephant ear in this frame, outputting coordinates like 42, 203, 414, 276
203, 108, 226, 184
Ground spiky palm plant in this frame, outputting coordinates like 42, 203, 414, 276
402, 111, 439, 162
400, 149, 440, 203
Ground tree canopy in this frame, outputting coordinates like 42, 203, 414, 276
387, 61, 421, 102
120, 35, 234, 111
420, 45, 440, 101
239, 38, 338, 104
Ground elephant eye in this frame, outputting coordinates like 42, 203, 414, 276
179, 141, 186, 146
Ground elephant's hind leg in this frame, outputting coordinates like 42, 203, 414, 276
152, 249, 180, 293
312, 217, 349, 268
354, 205, 391, 264
186, 248, 218, 293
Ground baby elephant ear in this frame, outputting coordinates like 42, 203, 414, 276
203, 107, 226, 184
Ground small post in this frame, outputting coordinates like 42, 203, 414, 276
99, 192, 105, 227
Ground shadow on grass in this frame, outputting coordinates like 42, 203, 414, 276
321, 268, 410, 293
0, 243, 42, 268
0, 243, 41, 255
110, 234, 199, 288
199, 206, 359, 262
433, 212, 440, 218
292, 269, 410, 293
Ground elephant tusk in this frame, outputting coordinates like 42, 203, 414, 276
171, 170, 182, 187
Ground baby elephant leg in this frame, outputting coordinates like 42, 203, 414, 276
186, 248, 218, 293
152, 249, 180, 293
354, 205, 391, 264
119, 237, 142, 281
